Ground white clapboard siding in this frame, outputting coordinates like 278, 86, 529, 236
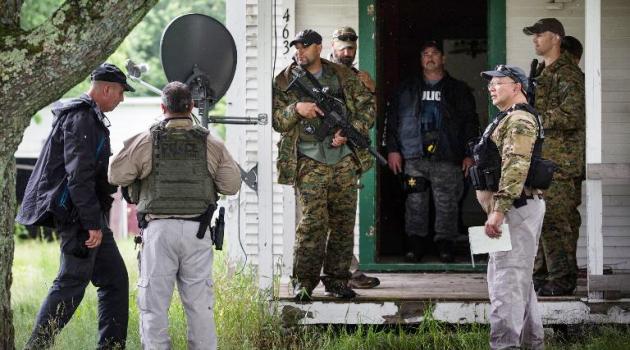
226, 0, 359, 276
507, 0, 630, 272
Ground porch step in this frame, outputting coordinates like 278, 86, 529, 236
277, 274, 630, 326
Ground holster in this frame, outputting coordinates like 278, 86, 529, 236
402, 175, 430, 193
469, 165, 500, 192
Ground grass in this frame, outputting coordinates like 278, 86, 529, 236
11, 238, 630, 349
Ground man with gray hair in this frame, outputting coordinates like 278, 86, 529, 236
17, 62, 131, 349
109, 81, 241, 349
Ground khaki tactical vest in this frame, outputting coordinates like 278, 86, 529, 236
136, 122, 217, 216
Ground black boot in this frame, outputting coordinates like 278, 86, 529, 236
404, 236, 426, 262
322, 277, 357, 299
436, 240, 455, 263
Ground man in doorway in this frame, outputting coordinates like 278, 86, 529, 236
476, 64, 545, 350
524, 18, 585, 296
17, 63, 131, 349
273, 29, 375, 301
329, 26, 379, 290
109, 81, 241, 349
384, 40, 479, 262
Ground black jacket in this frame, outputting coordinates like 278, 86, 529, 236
16, 94, 116, 229
385, 72, 479, 163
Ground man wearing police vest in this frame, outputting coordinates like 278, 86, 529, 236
109, 81, 241, 349
472, 65, 554, 349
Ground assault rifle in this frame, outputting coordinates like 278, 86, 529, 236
527, 58, 539, 106
285, 64, 387, 166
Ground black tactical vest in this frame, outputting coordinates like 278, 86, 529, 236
470, 103, 555, 191
136, 122, 217, 216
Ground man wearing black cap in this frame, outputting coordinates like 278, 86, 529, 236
384, 40, 479, 263
476, 64, 546, 350
273, 29, 375, 301
17, 63, 132, 349
524, 18, 585, 296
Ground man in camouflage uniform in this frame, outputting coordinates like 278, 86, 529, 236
385, 41, 479, 262
273, 29, 375, 301
524, 18, 585, 296
329, 26, 380, 290
477, 65, 545, 350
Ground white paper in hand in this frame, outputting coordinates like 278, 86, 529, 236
467, 225, 512, 267
468, 224, 512, 254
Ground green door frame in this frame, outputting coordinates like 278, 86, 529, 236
357, 0, 506, 272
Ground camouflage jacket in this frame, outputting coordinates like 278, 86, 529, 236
272, 58, 376, 185
490, 108, 539, 213
534, 51, 585, 179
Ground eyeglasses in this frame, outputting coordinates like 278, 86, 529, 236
334, 33, 358, 42
487, 81, 517, 89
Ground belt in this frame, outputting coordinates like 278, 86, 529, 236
513, 192, 543, 208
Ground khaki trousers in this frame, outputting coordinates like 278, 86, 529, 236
138, 219, 216, 350
487, 197, 545, 350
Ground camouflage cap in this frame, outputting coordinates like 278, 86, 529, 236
523, 18, 565, 37
332, 26, 358, 50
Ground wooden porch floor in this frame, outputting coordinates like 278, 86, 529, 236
278, 273, 586, 302
276, 274, 630, 325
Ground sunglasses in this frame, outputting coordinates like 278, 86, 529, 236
495, 65, 520, 84
334, 33, 358, 42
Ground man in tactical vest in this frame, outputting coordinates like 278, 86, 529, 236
524, 18, 585, 296
17, 63, 131, 349
109, 82, 241, 349
475, 65, 547, 349
329, 26, 380, 290
273, 29, 375, 301
384, 40, 479, 263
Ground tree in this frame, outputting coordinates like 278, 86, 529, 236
0, 1, 158, 347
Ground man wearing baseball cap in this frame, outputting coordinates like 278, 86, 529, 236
384, 40, 479, 263
476, 64, 546, 350
524, 18, 585, 297
328, 26, 379, 290
17, 62, 132, 348
330, 26, 375, 93
273, 29, 375, 301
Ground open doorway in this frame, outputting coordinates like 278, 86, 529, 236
374, 0, 489, 266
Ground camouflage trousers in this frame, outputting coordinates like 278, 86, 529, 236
404, 159, 464, 242
533, 178, 582, 289
293, 155, 359, 291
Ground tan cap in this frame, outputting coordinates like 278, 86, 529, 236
332, 26, 358, 50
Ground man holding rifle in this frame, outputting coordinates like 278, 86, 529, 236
272, 29, 376, 301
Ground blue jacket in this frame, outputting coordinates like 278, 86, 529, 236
16, 94, 116, 229
385, 73, 479, 163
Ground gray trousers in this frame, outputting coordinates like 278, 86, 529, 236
404, 159, 463, 242
487, 197, 545, 350
138, 219, 216, 350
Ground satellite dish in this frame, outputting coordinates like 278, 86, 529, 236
161, 13, 237, 112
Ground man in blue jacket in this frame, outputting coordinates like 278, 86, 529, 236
385, 41, 479, 262
17, 63, 132, 349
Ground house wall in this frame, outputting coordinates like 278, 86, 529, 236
225, 0, 630, 273
507, 0, 630, 272
225, 0, 359, 277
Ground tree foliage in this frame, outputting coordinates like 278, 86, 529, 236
0, 1, 160, 347
20, 0, 226, 97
